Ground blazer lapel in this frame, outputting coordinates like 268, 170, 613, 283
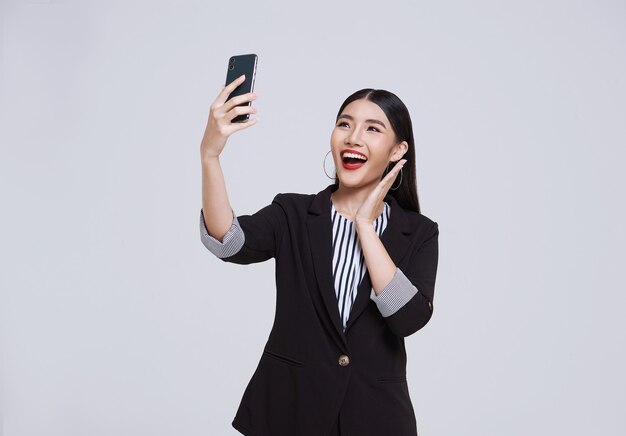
306, 185, 415, 340
345, 194, 413, 332
307, 184, 348, 348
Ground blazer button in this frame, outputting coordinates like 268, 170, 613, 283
338, 355, 350, 366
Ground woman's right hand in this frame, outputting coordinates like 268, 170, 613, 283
200, 74, 258, 159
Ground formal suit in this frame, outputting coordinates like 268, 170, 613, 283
206, 183, 439, 436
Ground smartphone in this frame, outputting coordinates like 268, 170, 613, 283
225, 54, 258, 123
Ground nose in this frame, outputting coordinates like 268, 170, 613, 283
345, 128, 363, 146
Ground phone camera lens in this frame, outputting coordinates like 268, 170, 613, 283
229, 64, 235, 71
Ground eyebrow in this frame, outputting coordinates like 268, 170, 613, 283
337, 114, 387, 129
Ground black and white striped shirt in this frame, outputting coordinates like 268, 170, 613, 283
331, 201, 390, 330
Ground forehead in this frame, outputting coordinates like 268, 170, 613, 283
340, 99, 389, 123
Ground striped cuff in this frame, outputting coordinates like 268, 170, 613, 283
199, 209, 245, 258
370, 268, 418, 317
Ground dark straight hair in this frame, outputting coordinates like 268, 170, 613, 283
334, 89, 421, 214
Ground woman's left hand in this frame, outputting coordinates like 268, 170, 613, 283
354, 159, 407, 226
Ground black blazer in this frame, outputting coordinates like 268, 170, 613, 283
215, 183, 439, 436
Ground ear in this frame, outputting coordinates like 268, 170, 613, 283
389, 141, 409, 162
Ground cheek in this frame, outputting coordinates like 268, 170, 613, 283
370, 142, 392, 164
369, 158, 388, 175
329, 132, 342, 161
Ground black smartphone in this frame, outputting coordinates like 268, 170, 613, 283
225, 54, 258, 123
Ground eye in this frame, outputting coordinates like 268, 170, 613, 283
337, 121, 350, 128
367, 126, 380, 132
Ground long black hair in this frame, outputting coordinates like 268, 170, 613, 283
334, 89, 421, 214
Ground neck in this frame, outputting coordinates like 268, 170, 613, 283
330, 181, 385, 218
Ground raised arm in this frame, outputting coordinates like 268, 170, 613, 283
354, 160, 439, 337
200, 74, 257, 241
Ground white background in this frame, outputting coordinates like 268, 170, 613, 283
1, 0, 625, 435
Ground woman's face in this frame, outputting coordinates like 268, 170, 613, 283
330, 98, 408, 190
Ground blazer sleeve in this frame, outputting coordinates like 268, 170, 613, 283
200, 194, 288, 265
379, 221, 439, 337
200, 209, 246, 258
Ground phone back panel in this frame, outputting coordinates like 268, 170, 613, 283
225, 54, 257, 101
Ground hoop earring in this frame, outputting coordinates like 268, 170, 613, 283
390, 168, 403, 190
384, 165, 403, 191
323, 150, 335, 179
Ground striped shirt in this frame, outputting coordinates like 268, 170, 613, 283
331, 201, 390, 330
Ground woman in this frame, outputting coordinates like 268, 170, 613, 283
199, 74, 439, 436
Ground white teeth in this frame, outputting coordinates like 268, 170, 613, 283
342, 152, 367, 161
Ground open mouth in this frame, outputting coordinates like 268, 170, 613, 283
341, 151, 368, 169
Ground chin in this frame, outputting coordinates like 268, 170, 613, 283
337, 176, 373, 190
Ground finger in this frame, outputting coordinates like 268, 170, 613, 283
382, 162, 403, 183
224, 104, 257, 122
223, 92, 257, 111
225, 117, 258, 133
215, 74, 247, 105
391, 159, 407, 171
379, 160, 406, 191
387, 160, 406, 178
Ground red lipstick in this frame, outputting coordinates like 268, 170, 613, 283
340, 149, 368, 171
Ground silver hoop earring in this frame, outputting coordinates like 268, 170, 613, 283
384, 165, 403, 191
323, 150, 335, 179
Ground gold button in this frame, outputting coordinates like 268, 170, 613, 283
338, 355, 350, 366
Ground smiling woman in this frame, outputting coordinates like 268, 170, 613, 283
199, 78, 439, 436
330, 89, 420, 218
